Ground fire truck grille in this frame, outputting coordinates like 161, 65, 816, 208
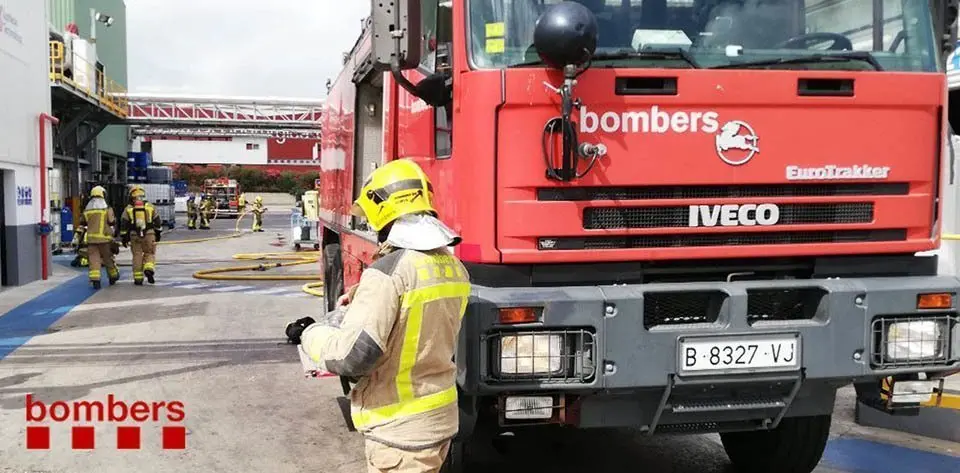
539, 230, 907, 250
538, 183, 908, 201
583, 203, 873, 229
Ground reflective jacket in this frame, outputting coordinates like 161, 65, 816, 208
121, 202, 161, 236
79, 207, 116, 244
301, 245, 470, 449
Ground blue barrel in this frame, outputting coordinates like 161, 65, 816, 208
60, 207, 74, 244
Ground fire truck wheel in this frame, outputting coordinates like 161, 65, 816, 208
720, 414, 831, 473
323, 243, 344, 313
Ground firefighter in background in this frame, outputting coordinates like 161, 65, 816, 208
199, 194, 215, 230
77, 186, 120, 289
251, 195, 267, 232
238, 192, 247, 215
186, 194, 199, 230
121, 186, 162, 285
287, 159, 470, 472
71, 225, 89, 268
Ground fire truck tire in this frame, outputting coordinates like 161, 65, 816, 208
323, 243, 344, 313
720, 414, 831, 473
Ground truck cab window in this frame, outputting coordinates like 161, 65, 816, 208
421, 0, 454, 158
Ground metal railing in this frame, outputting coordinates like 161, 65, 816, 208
49, 40, 128, 118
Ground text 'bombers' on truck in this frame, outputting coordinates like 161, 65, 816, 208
317, 1, 960, 472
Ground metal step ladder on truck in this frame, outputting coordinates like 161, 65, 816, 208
316, 1, 960, 471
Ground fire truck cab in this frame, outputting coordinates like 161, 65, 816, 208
318, 1, 960, 471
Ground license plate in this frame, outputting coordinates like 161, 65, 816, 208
678, 335, 800, 374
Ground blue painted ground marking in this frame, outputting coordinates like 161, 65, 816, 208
0, 274, 98, 360
822, 437, 960, 473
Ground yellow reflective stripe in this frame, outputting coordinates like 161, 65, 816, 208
396, 282, 471, 401
352, 385, 457, 429
84, 210, 109, 239
396, 302, 424, 401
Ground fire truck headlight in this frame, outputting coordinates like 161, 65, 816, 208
885, 320, 945, 361
499, 333, 563, 375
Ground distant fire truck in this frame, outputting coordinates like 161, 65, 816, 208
203, 178, 241, 218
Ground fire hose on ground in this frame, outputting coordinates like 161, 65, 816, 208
191, 250, 326, 297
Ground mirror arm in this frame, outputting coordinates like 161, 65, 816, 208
391, 62, 422, 98
390, 0, 424, 99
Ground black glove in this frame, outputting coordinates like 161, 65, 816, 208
285, 316, 316, 344
121, 234, 130, 247
154, 230, 162, 242
110, 241, 120, 255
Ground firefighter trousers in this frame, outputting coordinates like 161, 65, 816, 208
87, 242, 119, 283
200, 212, 211, 229
252, 212, 263, 232
131, 233, 157, 283
364, 439, 450, 473
187, 211, 197, 229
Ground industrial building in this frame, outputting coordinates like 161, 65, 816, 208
0, 0, 54, 286
1, 0, 128, 287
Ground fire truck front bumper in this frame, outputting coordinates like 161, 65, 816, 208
457, 275, 960, 431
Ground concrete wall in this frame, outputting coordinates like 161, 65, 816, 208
0, 0, 54, 285
150, 138, 270, 165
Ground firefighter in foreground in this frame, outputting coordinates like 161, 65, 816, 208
186, 194, 198, 230
121, 186, 162, 285
251, 195, 267, 232
238, 192, 247, 215
287, 159, 470, 472
199, 194, 214, 229
77, 186, 120, 288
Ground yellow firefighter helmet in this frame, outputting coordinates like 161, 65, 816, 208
129, 185, 145, 199
350, 158, 436, 232
255, 195, 263, 204
89, 186, 106, 199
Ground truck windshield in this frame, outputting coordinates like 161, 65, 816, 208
467, 0, 938, 72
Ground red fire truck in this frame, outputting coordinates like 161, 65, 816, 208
317, 1, 960, 471
203, 177, 241, 218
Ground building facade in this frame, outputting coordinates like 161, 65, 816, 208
0, 0, 55, 285
47, 0, 129, 198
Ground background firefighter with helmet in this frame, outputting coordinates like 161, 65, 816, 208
77, 185, 120, 289
251, 195, 267, 232
121, 185, 163, 285
286, 158, 470, 472
199, 194, 215, 229
186, 194, 199, 230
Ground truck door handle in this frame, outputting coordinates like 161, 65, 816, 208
797, 78, 854, 97
615, 77, 678, 96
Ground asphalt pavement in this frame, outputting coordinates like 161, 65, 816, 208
0, 210, 957, 473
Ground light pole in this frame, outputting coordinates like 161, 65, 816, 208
81, 8, 114, 193
89, 8, 114, 44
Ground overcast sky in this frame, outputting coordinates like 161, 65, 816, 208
126, 0, 370, 99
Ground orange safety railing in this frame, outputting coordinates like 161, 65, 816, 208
49, 40, 129, 118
